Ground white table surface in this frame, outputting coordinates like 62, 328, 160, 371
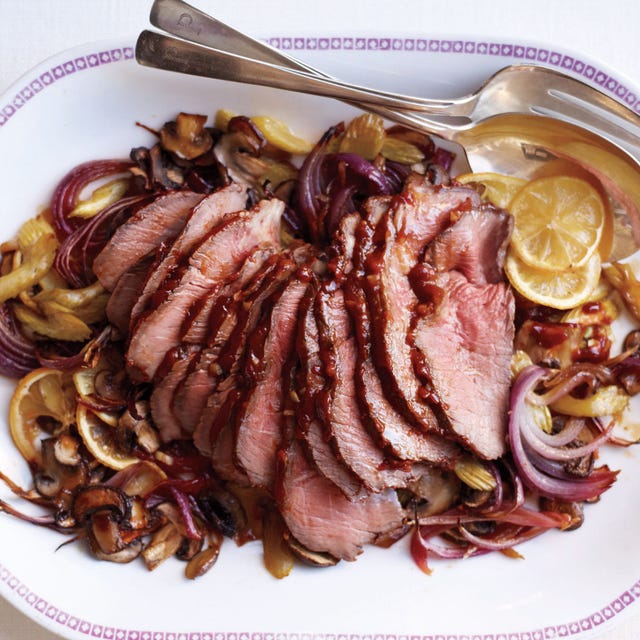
0, 0, 639, 638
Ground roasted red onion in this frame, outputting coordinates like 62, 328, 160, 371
509, 365, 618, 500
295, 125, 342, 242
55, 194, 151, 287
0, 303, 38, 377
50, 160, 133, 239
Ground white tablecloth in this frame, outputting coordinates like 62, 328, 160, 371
0, 0, 639, 638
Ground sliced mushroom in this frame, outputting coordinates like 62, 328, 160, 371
90, 511, 125, 555
176, 535, 204, 561
34, 438, 88, 499
118, 403, 160, 455
406, 468, 461, 517
195, 485, 248, 538
160, 113, 213, 160
53, 433, 81, 466
142, 522, 183, 571
89, 536, 144, 564
540, 497, 584, 531
130, 144, 184, 191
286, 535, 338, 568
214, 116, 271, 186
71, 484, 130, 525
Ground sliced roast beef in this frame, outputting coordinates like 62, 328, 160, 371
171, 248, 279, 435
206, 382, 250, 486
180, 245, 276, 344
126, 197, 284, 381
233, 271, 311, 490
295, 282, 366, 501
412, 271, 514, 459
129, 183, 248, 324
392, 175, 478, 254
149, 344, 201, 443
345, 272, 461, 465
94, 191, 205, 291
316, 287, 433, 492
192, 254, 300, 457
326, 212, 360, 283
276, 438, 405, 561
105, 256, 153, 335
427, 203, 513, 286
410, 202, 515, 459
345, 205, 461, 466
365, 179, 481, 435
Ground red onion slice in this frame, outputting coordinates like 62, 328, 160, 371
509, 366, 618, 500
0, 303, 38, 377
50, 160, 133, 239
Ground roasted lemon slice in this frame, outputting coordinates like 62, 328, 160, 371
76, 404, 138, 471
456, 171, 527, 209
505, 249, 602, 310
530, 159, 614, 262
509, 175, 605, 271
9, 368, 76, 466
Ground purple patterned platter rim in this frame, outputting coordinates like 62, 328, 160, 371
0, 35, 638, 640
1, 37, 640, 126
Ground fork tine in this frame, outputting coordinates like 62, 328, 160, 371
527, 68, 640, 154
530, 88, 640, 154
540, 67, 640, 129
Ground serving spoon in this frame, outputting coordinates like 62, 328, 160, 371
137, 0, 640, 259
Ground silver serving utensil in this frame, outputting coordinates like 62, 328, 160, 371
144, 0, 640, 157
136, 0, 640, 259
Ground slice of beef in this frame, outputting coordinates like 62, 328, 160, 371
233, 271, 311, 490
126, 198, 284, 381
149, 344, 201, 443
345, 273, 461, 465
295, 282, 366, 501
171, 248, 279, 436
105, 256, 154, 335
412, 270, 514, 459
326, 212, 360, 282
316, 287, 434, 492
206, 381, 250, 486
93, 191, 205, 291
276, 437, 405, 561
344, 209, 461, 465
365, 179, 481, 434
410, 202, 515, 459
179, 245, 276, 344
427, 203, 513, 286
192, 254, 300, 457
392, 175, 478, 254
130, 183, 247, 324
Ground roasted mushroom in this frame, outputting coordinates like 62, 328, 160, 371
160, 113, 213, 160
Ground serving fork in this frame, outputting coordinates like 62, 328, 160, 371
140, 0, 640, 158
136, 0, 640, 258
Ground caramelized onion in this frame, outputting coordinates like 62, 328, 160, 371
50, 160, 133, 239
0, 303, 38, 377
509, 366, 618, 500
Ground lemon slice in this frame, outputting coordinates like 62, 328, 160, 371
531, 159, 614, 262
505, 249, 602, 310
76, 404, 138, 471
456, 171, 527, 209
509, 175, 605, 271
9, 368, 76, 466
